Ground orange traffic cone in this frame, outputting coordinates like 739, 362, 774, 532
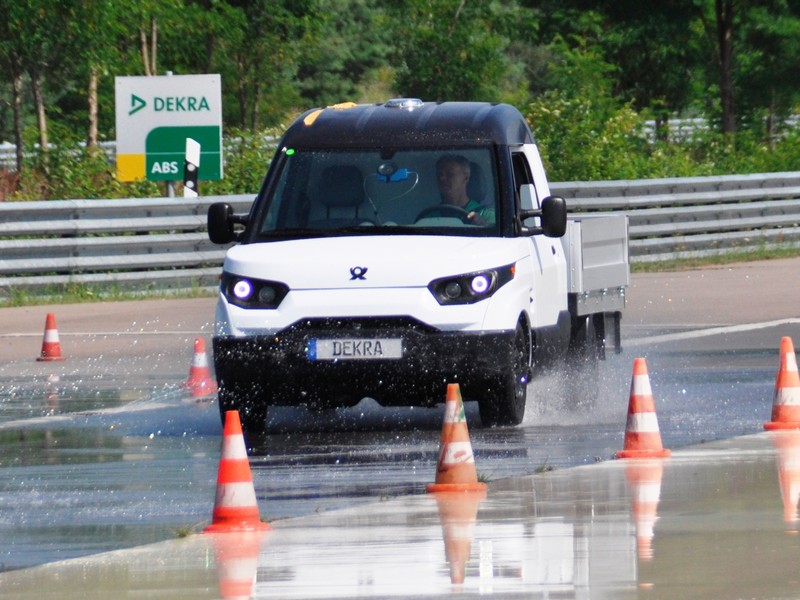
625, 460, 665, 561
36, 313, 65, 362
427, 383, 487, 493
185, 338, 218, 397
769, 431, 800, 525
433, 489, 486, 584
616, 358, 671, 459
204, 410, 270, 533
212, 530, 266, 600
764, 337, 800, 430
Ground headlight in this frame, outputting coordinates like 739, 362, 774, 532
428, 264, 515, 305
232, 279, 253, 300
222, 273, 289, 309
470, 274, 490, 294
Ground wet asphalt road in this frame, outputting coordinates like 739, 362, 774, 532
0, 257, 798, 571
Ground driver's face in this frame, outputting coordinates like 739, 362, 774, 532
437, 161, 469, 206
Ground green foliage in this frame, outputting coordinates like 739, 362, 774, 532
527, 91, 644, 181
525, 31, 800, 182
527, 87, 800, 183
8, 127, 283, 200
8, 115, 800, 201
2, 0, 800, 197
295, 0, 392, 106
205, 128, 285, 196
391, 0, 510, 101
545, 0, 698, 117
525, 36, 653, 181
632, 246, 800, 274
208, 0, 320, 129
12, 142, 159, 201
0, 281, 215, 307
733, 3, 800, 131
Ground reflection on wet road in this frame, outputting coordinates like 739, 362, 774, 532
2, 433, 799, 599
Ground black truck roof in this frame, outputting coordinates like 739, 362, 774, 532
280, 99, 536, 149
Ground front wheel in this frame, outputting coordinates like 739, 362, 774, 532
217, 383, 268, 435
478, 322, 530, 427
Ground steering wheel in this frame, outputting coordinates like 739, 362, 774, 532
414, 205, 471, 223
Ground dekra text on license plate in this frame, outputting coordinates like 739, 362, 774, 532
307, 338, 403, 360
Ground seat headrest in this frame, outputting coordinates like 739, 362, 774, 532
319, 166, 364, 208
467, 161, 486, 202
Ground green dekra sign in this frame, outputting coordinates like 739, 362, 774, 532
115, 74, 222, 182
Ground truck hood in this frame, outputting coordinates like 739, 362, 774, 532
223, 236, 531, 289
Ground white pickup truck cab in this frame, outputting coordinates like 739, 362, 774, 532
207, 99, 629, 432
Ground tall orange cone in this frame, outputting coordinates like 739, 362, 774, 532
204, 410, 270, 533
433, 490, 486, 584
616, 358, 671, 459
764, 337, 800, 430
185, 337, 218, 397
36, 313, 65, 362
427, 383, 487, 493
212, 530, 266, 600
769, 431, 800, 526
625, 460, 665, 560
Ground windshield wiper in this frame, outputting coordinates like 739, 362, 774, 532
257, 228, 334, 239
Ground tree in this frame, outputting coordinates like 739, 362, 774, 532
598, 1, 697, 138
20, 1, 84, 172
0, 0, 27, 172
68, 0, 128, 149
295, 0, 392, 107
711, 0, 736, 134
207, 0, 320, 129
389, 0, 510, 101
692, 0, 737, 134
535, 1, 698, 140
735, 1, 800, 140
0, 0, 75, 171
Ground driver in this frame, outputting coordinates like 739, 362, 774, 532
434, 154, 495, 225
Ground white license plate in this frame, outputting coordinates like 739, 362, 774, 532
307, 338, 403, 360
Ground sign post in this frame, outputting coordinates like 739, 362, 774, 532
114, 74, 222, 185
183, 138, 201, 198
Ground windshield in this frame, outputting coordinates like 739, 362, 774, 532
253, 147, 500, 238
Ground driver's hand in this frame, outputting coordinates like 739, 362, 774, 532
466, 211, 486, 225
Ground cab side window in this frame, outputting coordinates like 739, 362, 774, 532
511, 152, 539, 227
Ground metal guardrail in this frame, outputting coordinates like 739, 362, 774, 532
1, 172, 799, 298
640, 116, 800, 143
554, 171, 800, 262
0, 141, 118, 172
0, 195, 254, 297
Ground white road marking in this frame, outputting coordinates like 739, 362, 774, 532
626, 318, 800, 347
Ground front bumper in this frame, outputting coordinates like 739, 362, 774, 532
212, 317, 515, 408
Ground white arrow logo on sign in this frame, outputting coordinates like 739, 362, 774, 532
129, 94, 147, 116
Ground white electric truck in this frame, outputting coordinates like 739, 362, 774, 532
207, 99, 629, 432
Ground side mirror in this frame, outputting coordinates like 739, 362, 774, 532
539, 195, 567, 237
208, 202, 246, 244
520, 195, 567, 238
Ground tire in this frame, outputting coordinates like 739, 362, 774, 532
217, 383, 268, 435
478, 321, 530, 427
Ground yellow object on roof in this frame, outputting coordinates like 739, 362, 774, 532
303, 102, 359, 126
